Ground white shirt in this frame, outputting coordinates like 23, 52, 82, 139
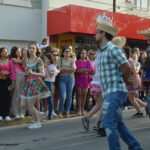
44, 64, 58, 82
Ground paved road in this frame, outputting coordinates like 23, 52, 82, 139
0, 109, 150, 150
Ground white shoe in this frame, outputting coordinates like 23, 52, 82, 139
28, 122, 41, 129
52, 111, 57, 117
20, 115, 25, 119
39, 112, 44, 116
0, 116, 3, 121
15, 115, 20, 119
5, 116, 11, 121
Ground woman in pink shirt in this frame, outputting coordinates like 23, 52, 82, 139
0, 47, 16, 121
10, 46, 27, 119
75, 49, 94, 116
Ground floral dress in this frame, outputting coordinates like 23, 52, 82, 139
20, 57, 50, 100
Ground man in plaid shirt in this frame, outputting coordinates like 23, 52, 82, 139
96, 19, 143, 150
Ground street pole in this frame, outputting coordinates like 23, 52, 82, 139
113, 0, 116, 12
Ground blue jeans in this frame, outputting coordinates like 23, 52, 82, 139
45, 81, 54, 118
59, 75, 74, 113
101, 91, 142, 150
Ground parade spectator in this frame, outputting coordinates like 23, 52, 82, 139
43, 54, 59, 120
10, 46, 25, 119
58, 47, 76, 117
51, 48, 60, 113
39, 38, 49, 49
75, 49, 94, 116
0, 47, 16, 121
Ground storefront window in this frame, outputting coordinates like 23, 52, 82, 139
75, 36, 97, 52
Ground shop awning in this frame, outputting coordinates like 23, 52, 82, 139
47, 5, 150, 40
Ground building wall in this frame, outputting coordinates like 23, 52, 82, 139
0, 0, 43, 50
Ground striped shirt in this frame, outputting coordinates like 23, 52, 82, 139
99, 42, 128, 98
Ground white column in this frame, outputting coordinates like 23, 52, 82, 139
41, 0, 49, 40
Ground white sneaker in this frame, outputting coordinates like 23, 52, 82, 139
20, 115, 25, 119
15, 115, 20, 119
5, 116, 11, 121
28, 122, 41, 129
52, 111, 57, 117
39, 112, 44, 116
0, 116, 3, 121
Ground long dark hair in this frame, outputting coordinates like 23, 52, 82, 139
61, 47, 71, 57
10, 46, 20, 59
123, 47, 131, 59
143, 52, 150, 69
0, 47, 8, 58
45, 54, 53, 64
77, 49, 87, 60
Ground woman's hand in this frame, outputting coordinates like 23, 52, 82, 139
80, 68, 90, 73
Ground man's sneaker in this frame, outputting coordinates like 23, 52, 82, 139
0, 116, 3, 121
28, 122, 41, 129
20, 114, 25, 119
81, 117, 90, 131
97, 127, 106, 137
5, 116, 11, 121
132, 112, 143, 117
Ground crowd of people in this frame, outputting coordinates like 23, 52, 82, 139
0, 38, 99, 127
0, 18, 150, 150
0, 37, 149, 123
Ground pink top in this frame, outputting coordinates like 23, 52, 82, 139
75, 60, 94, 88
14, 63, 24, 74
0, 60, 16, 80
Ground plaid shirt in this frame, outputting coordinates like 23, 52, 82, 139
99, 42, 128, 98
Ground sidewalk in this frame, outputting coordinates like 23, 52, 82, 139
0, 113, 78, 128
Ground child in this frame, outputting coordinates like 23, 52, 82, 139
44, 54, 59, 120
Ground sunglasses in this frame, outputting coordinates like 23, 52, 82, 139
64, 51, 70, 53
90, 53, 95, 56
53, 54, 58, 56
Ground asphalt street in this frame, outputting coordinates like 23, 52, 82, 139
0, 109, 150, 150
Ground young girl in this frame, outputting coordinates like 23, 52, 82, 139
10, 46, 26, 119
20, 43, 50, 129
125, 49, 148, 117
0, 47, 16, 121
44, 54, 59, 120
